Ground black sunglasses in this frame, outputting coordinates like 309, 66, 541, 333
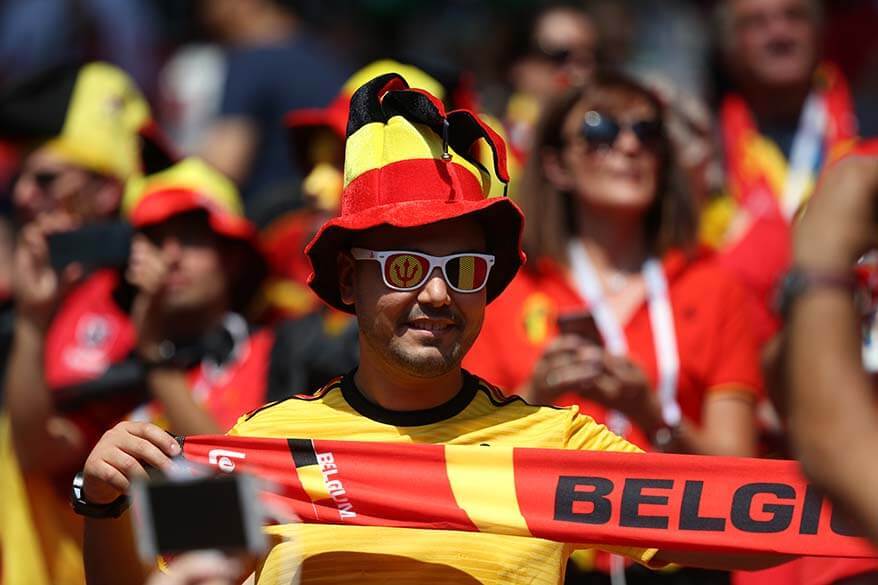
580, 110, 663, 150
31, 170, 64, 191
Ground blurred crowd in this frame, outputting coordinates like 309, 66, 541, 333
0, 0, 877, 584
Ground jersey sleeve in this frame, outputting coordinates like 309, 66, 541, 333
563, 407, 642, 453
226, 405, 274, 437
701, 271, 764, 399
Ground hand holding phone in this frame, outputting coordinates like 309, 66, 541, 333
131, 472, 268, 561
556, 310, 603, 346
46, 221, 132, 272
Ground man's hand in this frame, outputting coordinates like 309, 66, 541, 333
127, 234, 171, 360
575, 351, 665, 433
145, 552, 247, 585
82, 421, 181, 504
527, 335, 603, 404
12, 214, 82, 329
795, 155, 878, 273
527, 336, 664, 432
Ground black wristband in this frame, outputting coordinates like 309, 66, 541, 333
776, 267, 857, 322
70, 471, 130, 519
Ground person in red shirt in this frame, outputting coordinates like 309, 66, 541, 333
704, 0, 878, 345
464, 71, 763, 584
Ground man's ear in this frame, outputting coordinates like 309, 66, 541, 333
338, 250, 356, 306
542, 149, 574, 192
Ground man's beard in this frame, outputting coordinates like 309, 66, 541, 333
385, 336, 464, 378
359, 309, 476, 379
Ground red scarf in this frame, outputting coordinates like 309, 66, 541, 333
720, 62, 858, 214
182, 435, 877, 558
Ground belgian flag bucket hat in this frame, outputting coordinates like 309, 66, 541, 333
304, 72, 525, 313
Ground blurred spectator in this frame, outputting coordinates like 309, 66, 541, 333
644, 74, 719, 211
464, 71, 763, 584
158, 44, 227, 155
0, 0, 160, 94
705, 4, 878, 582
0, 217, 16, 400
704, 0, 878, 344
0, 61, 153, 585
623, 0, 711, 99
196, 0, 350, 201
121, 157, 274, 435
505, 3, 599, 159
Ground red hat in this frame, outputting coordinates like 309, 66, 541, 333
123, 157, 256, 242
304, 72, 525, 313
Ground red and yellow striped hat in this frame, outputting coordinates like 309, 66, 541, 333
123, 157, 255, 242
305, 72, 525, 313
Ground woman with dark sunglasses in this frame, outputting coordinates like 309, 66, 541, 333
464, 72, 763, 584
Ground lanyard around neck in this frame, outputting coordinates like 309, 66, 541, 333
780, 92, 827, 219
567, 241, 681, 427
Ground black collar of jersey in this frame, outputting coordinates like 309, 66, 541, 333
340, 369, 479, 427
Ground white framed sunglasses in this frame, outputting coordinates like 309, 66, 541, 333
350, 248, 496, 293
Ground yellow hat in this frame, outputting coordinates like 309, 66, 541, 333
0, 62, 150, 180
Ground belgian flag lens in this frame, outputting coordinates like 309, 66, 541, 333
385, 253, 430, 289
446, 255, 489, 291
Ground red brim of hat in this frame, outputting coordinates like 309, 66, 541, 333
284, 98, 349, 169
285, 97, 348, 140
304, 197, 525, 313
130, 188, 256, 242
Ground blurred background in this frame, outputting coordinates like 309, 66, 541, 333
0, 0, 875, 207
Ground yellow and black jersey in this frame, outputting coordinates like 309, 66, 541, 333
229, 370, 657, 585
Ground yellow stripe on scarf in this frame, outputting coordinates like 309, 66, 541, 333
445, 445, 531, 535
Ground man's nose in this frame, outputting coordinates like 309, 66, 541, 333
417, 267, 451, 307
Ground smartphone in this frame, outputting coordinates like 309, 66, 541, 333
46, 221, 132, 272
556, 310, 603, 346
131, 472, 267, 561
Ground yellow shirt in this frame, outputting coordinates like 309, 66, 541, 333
0, 415, 85, 585
229, 372, 658, 585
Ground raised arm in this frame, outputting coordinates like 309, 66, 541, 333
127, 235, 221, 436
785, 154, 878, 546
5, 220, 86, 472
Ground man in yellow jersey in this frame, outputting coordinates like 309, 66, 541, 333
77, 73, 788, 585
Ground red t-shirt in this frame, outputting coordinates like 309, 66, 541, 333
716, 209, 788, 346
464, 249, 764, 450
45, 271, 272, 439
45, 269, 136, 390
129, 328, 275, 433
187, 328, 274, 432
43, 270, 140, 448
